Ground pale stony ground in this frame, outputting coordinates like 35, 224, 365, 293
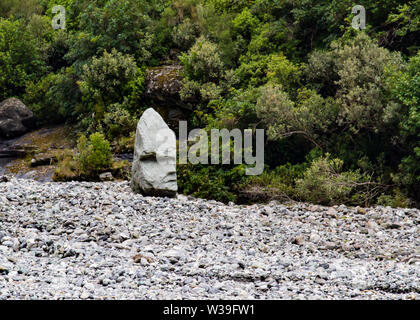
0, 177, 419, 300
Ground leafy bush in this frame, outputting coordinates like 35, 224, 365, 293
100, 103, 137, 141
45, 30, 72, 72
294, 155, 370, 206
0, 18, 46, 100
124, 68, 147, 115
241, 163, 308, 203
65, 0, 157, 66
98, 102, 137, 154
214, 87, 260, 130
79, 49, 138, 108
391, 51, 420, 203
232, 7, 259, 39
0, 0, 43, 20
180, 36, 225, 83
24, 67, 81, 125
24, 72, 64, 125
172, 18, 200, 50
377, 189, 411, 208
178, 163, 246, 203
77, 132, 113, 177
53, 131, 132, 182
255, 84, 338, 149
306, 33, 405, 135
235, 53, 302, 89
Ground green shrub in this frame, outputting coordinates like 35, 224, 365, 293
295, 155, 369, 206
214, 87, 260, 131
79, 48, 138, 109
24, 72, 64, 125
24, 67, 82, 125
391, 52, 420, 203
235, 53, 302, 90
77, 132, 113, 177
0, 0, 43, 20
180, 36, 225, 83
124, 68, 147, 115
0, 18, 46, 100
178, 163, 246, 203
65, 0, 156, 65
232, 7, 259, 39
53, 137, 129, 182
306, 33, 405, 135
100, 103, 137, 141
377, 190, 412, 208
172, 18, 199, 50
241, 163, 308, 203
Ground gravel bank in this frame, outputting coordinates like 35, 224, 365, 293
0, 178, 419, 300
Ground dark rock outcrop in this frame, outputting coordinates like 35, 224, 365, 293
0, 98, 35, 138
146, 65, 184, 106
145, 65, 191, 130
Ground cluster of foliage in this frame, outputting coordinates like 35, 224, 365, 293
76, 132, 113, 176
178, 163, 247, 203
1, 0, 419, 206
53, 132, 112, 180
54, 132, 128, 181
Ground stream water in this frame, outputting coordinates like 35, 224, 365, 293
0, 158, 12, 175
0, 139, 17, 175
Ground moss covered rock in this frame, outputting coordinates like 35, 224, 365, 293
145, 65, 191, 129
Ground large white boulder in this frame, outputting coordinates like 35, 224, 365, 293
131, 108, 177, 197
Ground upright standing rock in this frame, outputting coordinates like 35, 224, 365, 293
131, 108, 177, 197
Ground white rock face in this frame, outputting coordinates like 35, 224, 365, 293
131, 108, 177, 197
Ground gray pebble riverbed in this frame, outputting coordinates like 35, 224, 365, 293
0, 178, 419, 299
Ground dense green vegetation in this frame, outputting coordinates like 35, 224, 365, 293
1, 0, 419, 207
